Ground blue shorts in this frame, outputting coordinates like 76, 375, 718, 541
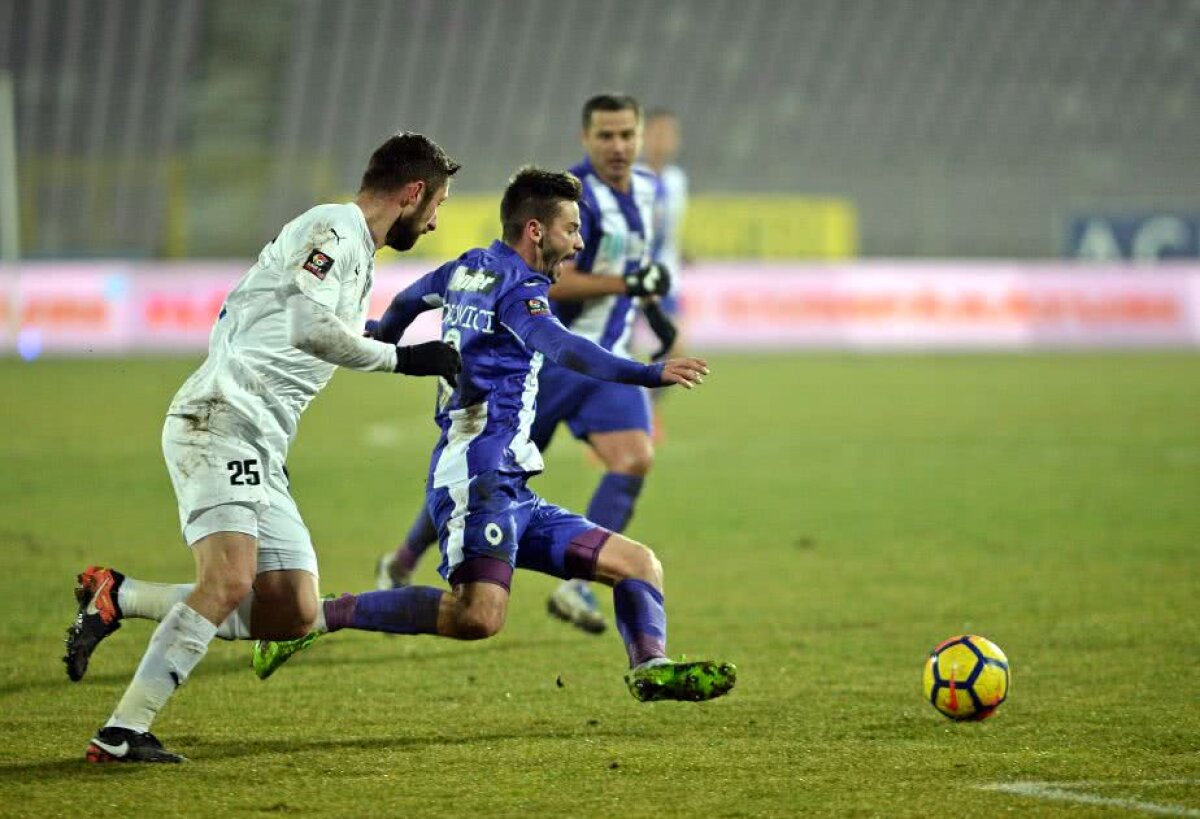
530, 363, 652, 451
427, 470, 611, 589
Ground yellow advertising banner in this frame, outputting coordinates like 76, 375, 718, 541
382, 195, 858, 262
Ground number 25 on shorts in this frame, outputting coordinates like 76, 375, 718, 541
227, 459, 261, 486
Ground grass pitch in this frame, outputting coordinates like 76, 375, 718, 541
0, 353, 1197, 816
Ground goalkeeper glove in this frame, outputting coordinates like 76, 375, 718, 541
395, 341, 461, 386
624, 263, 672, 297
641, 300, 678, 361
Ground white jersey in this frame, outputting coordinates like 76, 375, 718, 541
635, 162, 688, 282
168, 202, 376, 457
656, 164, 688, 281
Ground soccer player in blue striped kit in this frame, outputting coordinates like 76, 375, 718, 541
254, 167, 734, 702
377, 94, 677, 635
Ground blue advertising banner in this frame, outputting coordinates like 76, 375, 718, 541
1066, 214, 1200, 260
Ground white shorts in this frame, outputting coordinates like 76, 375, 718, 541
161, 415, 318, 577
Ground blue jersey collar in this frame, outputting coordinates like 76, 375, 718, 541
489, 239, 552, 285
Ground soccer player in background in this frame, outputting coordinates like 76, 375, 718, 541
376, 95, 674, 636
638, 108, 689, 357
62, 133, 463, 763
253, 167, 735, 704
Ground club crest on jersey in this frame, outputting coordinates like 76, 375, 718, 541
303, 250, 334, 280
449, 267, 499, 294
525, 298, 550, 316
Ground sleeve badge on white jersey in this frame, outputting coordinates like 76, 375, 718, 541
303, 249, 334, 280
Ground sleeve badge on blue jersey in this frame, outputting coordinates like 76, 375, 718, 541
525, 298, 551, 316
303, 250, 334, 280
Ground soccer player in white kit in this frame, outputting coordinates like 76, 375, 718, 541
63, 132, 462, 763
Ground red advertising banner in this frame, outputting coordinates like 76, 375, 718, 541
1, 261, 1197, 356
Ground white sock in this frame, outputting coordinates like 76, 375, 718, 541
119, 579, 191, 622
119, 578, 254, 640
312, 597, 328, 634
214, 593, 254, 641
107, 602, 218, 733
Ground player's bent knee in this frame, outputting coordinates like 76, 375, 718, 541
594, 536, 663, 587
631, 545, 663, 586
445, 575, 510, 640
453, 606, 505, 640
613, 449, 654, 477
197, 574, 254, 612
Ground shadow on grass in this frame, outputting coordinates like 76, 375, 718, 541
0, 726, 635, 783
0, 635, 577, 699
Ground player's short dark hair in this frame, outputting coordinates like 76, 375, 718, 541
500, 166, 583, 243
581, 93, 642, 129
359, 131, 460, 194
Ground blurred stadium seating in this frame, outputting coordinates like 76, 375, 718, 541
2, 0, 1198, 259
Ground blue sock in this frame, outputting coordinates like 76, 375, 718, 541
324, 587, 443, 635
612, 579, 667, 667
586, 473, 644, 533
393, 507, 438, 572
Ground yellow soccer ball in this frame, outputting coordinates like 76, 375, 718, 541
922, 635, 1010, 721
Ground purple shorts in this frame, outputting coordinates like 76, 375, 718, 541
427, 470, 611, 590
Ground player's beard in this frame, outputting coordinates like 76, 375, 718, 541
384, 213, 422, 251
538, 236, 573, 279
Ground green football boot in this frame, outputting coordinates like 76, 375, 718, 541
625, 659, 737, 702
252, 631, 320, 680
252, 592, 341, 679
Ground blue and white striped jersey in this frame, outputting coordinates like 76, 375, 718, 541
392, 241, 562, 487
551, 157, 665, 358
643, 163, 688, 284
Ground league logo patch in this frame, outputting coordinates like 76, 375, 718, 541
525, 298, 550, 316
303, 250, 334, 280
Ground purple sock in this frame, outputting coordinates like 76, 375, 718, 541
392, 507, 438, 572
324, 587, 443, 635
612, 579, 667, 667
587, 473, 644, 533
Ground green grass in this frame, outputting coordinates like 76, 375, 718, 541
0, 354, 1197, 816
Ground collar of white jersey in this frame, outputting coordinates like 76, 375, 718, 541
350, 202, 376, 256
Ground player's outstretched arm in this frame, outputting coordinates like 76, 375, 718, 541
657, 356, 708, 389
375, 265, 453, 343
517, 309, 705, 389
286, 293, 460, 383
547, 261, 628, 302
548, 261, 673, 302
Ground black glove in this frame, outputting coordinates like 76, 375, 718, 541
641, 299, 678, 361
395, 341, 461, 386
624, 263, 672, 297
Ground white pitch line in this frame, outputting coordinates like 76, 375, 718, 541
979, 782, 1200, 817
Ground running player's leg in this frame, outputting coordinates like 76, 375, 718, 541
111, 474, 321, 645
376, 504, 438, 589
518, 501, 735, 702
82, 417, 270, 762
332, 472, 527, 639
253, 472, 528, 679
66, 564, 258, 686
579, 381, 654, 531
87, 524, 256, 763
69, 451, 315, 687
548, 380, 653, 634
249, 483, 321, 640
